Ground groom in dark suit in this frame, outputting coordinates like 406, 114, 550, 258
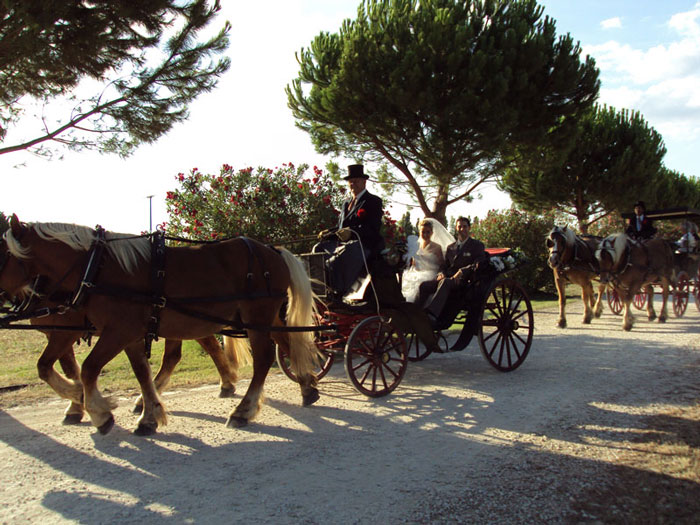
417, 216, 486, 320
315, 164, 385, 297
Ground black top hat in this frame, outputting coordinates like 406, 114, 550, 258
633, 200, 646, 210
343, 164, 369, 180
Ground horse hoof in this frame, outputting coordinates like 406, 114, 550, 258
134, 423, 157, 436
303, 389, 320, 407
132, 403, 143, 415
219, 387, 236, 398
582, 318, 591, 325
226, 416, 248, 428
62, 414, 83, 425
97, 414, 115, 435
557, 320, 566, 328
658, 317, 666, 323
623, 325, 632, 332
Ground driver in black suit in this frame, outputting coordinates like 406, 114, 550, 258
417, 216, 486, 321
315, 164, 384, 298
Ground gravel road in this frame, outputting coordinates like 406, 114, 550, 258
1, 301, 699, 524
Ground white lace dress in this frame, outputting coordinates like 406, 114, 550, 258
401, 247, 442, 303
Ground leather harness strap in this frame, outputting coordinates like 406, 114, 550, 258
145, 230, 166, 358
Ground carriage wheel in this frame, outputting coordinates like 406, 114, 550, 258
673, 272, 690, 317
478, 278, 534, 372
275, 345, 335, 383
406, 330, 448, 361
406, 332, 431, 361
607, 287, 623, 315
632, 290, 648, 310
344, 316, 408, 397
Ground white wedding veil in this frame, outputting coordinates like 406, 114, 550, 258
422, 218, 455, 256
404, 217, 455, 262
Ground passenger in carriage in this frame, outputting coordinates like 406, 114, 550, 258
314, 164, 385, 298
676, 221, 698, 253
416, 216, 486, 322
401, 218, 453, 303
625, 200, 657, 240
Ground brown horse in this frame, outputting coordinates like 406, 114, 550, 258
0, 216, 319, 435
545, 226, 605, 328
24, 299, 245, 424
595, 233, 673, 331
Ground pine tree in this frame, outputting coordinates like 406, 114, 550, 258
287, 0, 599, 224
0, 0, 230, 158
500, 105, 676, 233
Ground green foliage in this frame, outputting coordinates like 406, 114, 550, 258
399, 211, 415, 237
287, 0, 599, 223
471, 207, 557, 293
0, 0, 230, 157
164, 163, 344, 251
501, 104, 670, 233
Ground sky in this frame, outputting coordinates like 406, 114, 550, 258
2, 1, 700, 234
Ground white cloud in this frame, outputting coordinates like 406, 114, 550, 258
600, 17, 622, 30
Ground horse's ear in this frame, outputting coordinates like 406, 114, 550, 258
10, 214, 24, 238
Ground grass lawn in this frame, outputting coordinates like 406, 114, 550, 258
0, 294, 572, 407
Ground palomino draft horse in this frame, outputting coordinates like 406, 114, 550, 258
595, 233, 674, 331
0, 216, 319, 435
545, 226, 605, 328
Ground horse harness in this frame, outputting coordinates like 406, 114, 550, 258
1, 229, 288, 357
554, 234, 599, 281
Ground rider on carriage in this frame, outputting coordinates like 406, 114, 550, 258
314, 164, 385, 302
625, 200, 657, 241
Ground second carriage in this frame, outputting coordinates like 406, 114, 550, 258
607, 207, 700, 317
275, 245, 535, 397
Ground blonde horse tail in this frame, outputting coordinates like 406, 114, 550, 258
278, 248, 320, 379
223, 335, 252, 370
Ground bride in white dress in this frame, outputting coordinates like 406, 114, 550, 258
401, 218, 455, 303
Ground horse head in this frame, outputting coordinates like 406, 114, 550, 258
545, 225, 575, 269
595, 234, 628, 283
0, 216, 37, 301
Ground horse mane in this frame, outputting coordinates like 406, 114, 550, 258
7, 222, 151, 274
596, 233, 628, 265
549, 225, 577, 247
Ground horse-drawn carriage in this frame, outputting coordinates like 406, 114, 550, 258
0, 216, 533, 436
275, 244, 534, 397
608, 207, 700, 317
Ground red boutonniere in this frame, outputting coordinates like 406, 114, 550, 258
357, 208, 367, 218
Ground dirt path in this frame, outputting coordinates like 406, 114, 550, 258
1, 302, 699, 523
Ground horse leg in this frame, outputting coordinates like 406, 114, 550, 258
36, 333, 84, 424
197, 335, 238, 397
124, 342, 167, 436
645, 284, 657, 321
593, 283, 605, 318
554, 272, 567, 328
58, 350, 85, 425
227, 330, 274, 428
622, 293, 634, 331
658, 281, 669, 322
581, 281, 593, 324
272, 331, 319, 407
133, 338, 184, 413
80, 330, 139, 434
